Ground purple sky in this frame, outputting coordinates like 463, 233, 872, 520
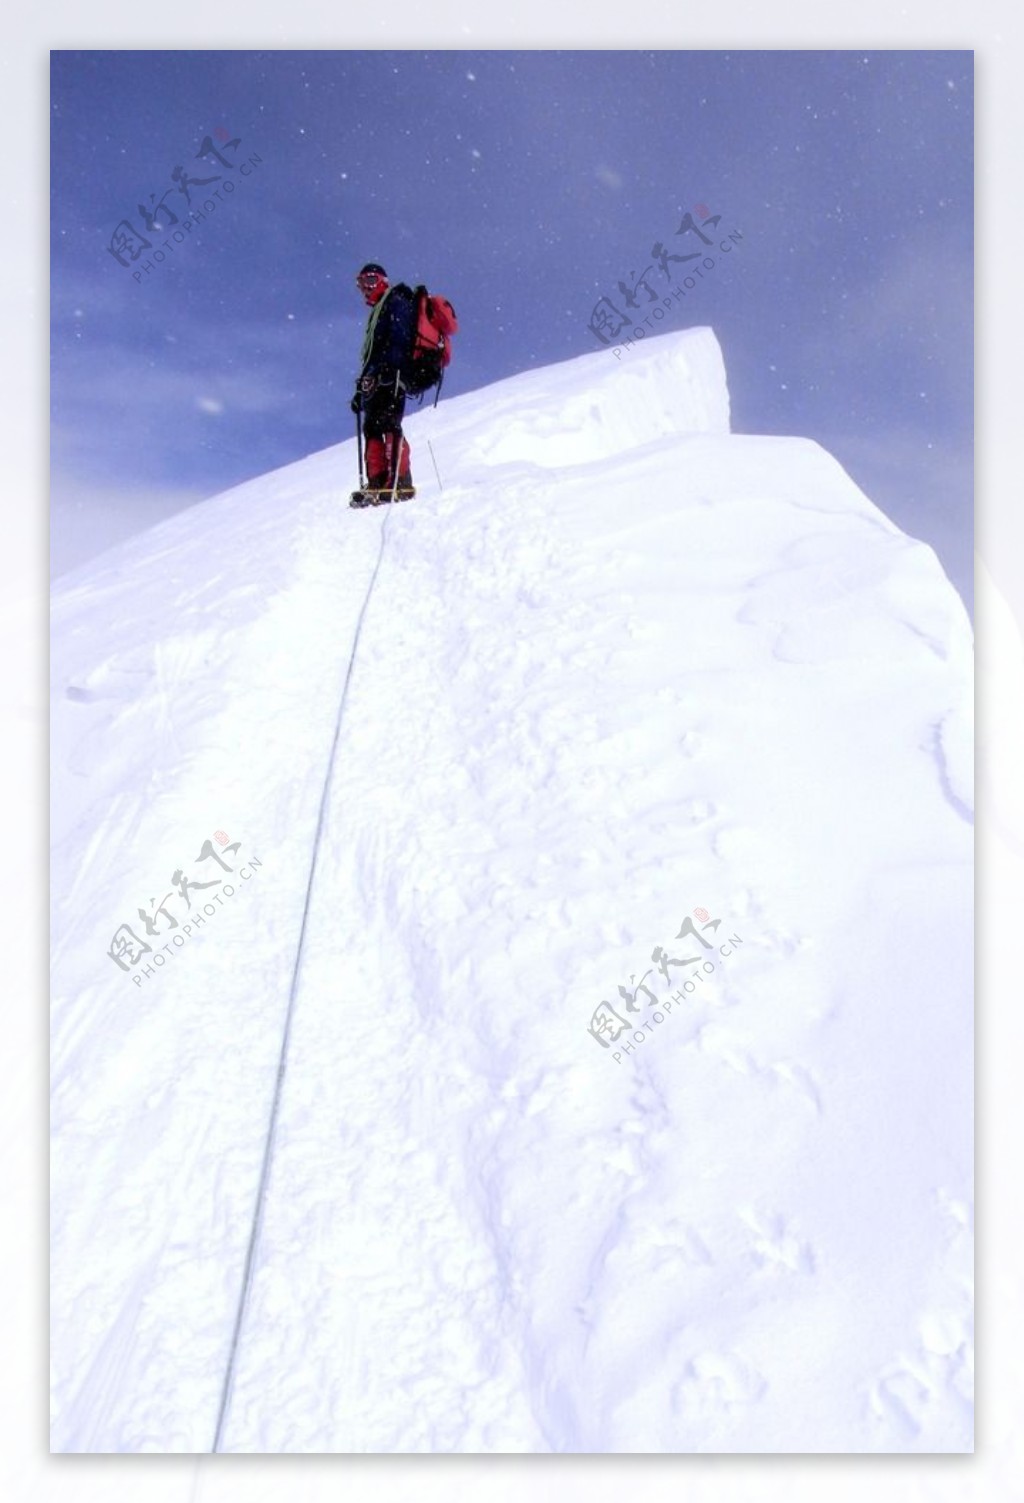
51, 49, 973, 608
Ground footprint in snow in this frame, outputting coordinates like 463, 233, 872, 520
769, 1060, 824, 1115
738, 1208, 816, 1276
867, 1361, 932, 1440
672, 1350, 767, 1424
682, 797, 717, 825
677, 729, 704, 758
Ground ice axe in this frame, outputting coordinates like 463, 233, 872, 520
355, 402, 365, 490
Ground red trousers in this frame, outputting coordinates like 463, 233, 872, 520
365, 432, 411, 485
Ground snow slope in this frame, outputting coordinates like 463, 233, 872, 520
50, 327, 973, 1454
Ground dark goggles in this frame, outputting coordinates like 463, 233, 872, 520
357, 271, 385, 290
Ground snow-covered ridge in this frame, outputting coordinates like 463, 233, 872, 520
51, 329, 973, 1453
449, 323, 730, 468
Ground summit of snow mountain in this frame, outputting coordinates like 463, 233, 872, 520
51, 326, 973, 1453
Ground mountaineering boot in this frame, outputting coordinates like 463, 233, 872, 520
349, 471, 392, 507
366, 471, 393, 505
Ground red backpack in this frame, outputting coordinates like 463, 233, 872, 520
402, 287, 459, 400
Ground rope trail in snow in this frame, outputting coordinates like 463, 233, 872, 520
211, 510, 391, 1453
